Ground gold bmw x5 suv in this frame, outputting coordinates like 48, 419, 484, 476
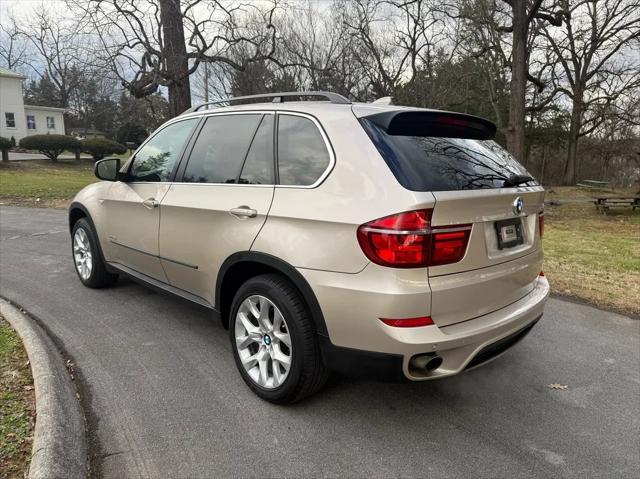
69, 91, 549, 403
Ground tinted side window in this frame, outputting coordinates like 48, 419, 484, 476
277, 114, 330, 186
239, 115, 274, 184
129, 119, 197, 182
183, 114, 262, 184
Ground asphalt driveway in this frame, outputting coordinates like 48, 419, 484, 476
1, 206, 638, 478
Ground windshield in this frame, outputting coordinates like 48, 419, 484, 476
360, 118, 537, 191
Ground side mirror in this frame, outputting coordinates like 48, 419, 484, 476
94, 158, 121, 181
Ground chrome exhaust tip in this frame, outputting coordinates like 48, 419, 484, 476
410, 354, 443, 372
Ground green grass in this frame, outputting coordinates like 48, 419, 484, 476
543, 188, 640, 316
0, 317, 35, 477
0, 160, 96, 206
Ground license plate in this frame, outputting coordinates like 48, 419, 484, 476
495, 218, 524, 249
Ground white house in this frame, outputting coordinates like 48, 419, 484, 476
0, 67, 66, 141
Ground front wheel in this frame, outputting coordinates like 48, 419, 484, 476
72, 218, 118, 288
229, 274, 328, 404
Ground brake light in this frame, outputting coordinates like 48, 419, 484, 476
538, 212, 544, 238
430, 230, 471, 266
380, 316, 434, 327
357, 209, 471, 268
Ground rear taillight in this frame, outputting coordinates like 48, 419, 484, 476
357, 209, 471, 268
538, 212, 544, 238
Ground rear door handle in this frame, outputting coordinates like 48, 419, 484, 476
229, 206, 258, 218
142, 198, 159, 209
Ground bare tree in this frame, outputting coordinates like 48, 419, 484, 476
70, 0, 282, 117
10, 9, 97, 133
340, 0, 449, 99
458, 0, 513, 134
490, 0, 562, 162
541, 0, 640, 184
0, 14, 29, 71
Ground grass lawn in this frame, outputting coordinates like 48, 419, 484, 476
0, 316, 35, 478
0, 160, 96, 208
544, 187, 639, 316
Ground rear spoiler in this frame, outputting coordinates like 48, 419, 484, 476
361, 110, 497, 140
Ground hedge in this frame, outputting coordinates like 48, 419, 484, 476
19, 134, 82, 162
81, 138, 127, 161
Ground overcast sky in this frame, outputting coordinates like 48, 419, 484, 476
1, 0, 66, 16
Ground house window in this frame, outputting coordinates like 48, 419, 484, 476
5, 112, 16, 128
47, 116, 55, 130
27, 115, 36, 130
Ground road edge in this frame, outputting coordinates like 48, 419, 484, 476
0, 299, 87, 479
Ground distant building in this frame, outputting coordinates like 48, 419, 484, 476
69, 128, 107, 140
0, 67, 66, 141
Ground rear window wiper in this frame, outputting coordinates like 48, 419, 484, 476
503, 174, 534, 187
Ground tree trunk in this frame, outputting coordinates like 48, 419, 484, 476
160, 0, 191, 117
563, 92, 583, 185
601, 154, 610, 182
506, 1, 528, 163
540, 145, 547, 184
1, 149, 8, 162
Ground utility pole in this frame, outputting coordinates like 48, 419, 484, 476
203, 62, 209, 103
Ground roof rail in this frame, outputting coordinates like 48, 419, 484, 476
183, 91, 351, 114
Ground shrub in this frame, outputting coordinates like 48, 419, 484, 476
81, 138, 127, 161
0, 136, 11, 161
19, 134, 82, 162
10, 136, 16, 147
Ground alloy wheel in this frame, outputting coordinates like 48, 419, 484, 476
73, 228, 93, 280
234, 295, 292, 389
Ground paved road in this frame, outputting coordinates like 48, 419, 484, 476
8, 152, 93, 161
1, 206, 638, 478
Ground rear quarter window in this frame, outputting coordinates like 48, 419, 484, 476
277, 114, 331, 186
360, 118, 535, 191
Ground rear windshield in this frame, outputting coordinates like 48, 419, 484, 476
360, 118, 536, 191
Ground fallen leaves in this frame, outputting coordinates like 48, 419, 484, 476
548, 383, 569, 390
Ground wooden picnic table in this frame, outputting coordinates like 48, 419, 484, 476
594, 196, 640, 213
577, 179, 610, 188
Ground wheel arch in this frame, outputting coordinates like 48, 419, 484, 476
68, 202, 90, 232
215, 252, 328, 337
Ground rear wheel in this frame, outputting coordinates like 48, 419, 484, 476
229, 274, 328, 404
72, 218, 118, 288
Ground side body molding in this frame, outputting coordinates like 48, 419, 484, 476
216, 251, 329, 337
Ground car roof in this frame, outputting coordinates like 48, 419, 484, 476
177, 101, 355, 119
176, 100, 446, 123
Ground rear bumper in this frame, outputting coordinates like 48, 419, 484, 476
308, 270, 549, 381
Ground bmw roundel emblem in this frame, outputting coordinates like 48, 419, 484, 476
513, 197, 524, 215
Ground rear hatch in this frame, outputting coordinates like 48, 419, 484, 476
356, 106, 544, 327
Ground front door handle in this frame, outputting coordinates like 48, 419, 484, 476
229, 206, 258, 218
142, 198, 159, 209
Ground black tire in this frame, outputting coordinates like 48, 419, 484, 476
71, 218, 118, 288
229, 274, 329, 404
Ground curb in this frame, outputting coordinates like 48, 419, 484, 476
0, 299, 87, 479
